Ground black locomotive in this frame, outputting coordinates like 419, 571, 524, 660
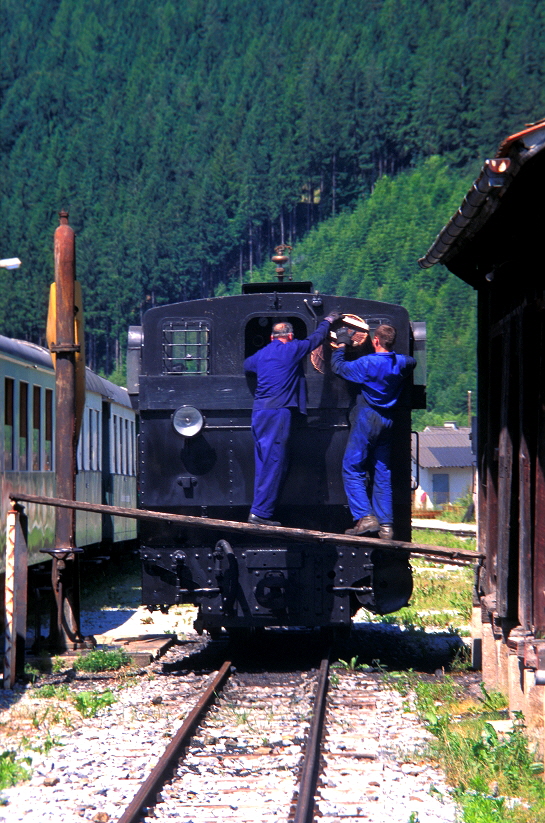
127, 280, 425, 635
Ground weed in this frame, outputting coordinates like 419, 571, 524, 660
385, 672, 545, 822
414, 530, 476, 552
332, 656, 367, 671
33, 683, 70, 700
23, 663, 39, 683
449, 645, 472, 673
233, 709, 250, 725
0, 751, 32, 789
29, 733, 62, 755
476, 684, 508, 714
72, 690, 116, 718
51, 657, 65, 674
73, 648, 130, 673
448, 590, 472, 622
329, 672, 340, 688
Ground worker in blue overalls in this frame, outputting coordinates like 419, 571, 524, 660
244, 312, 340, 526
331, 324, 416, 539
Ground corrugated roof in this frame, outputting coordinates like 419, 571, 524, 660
417, 426, 474, 468
419, 445, 474, 469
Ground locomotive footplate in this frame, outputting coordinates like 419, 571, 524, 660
140, 538, 412, 631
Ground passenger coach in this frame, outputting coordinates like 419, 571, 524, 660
0, 334, 137, 567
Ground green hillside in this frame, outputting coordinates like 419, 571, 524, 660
251, 157, 477, 417
1, 0, 544, 410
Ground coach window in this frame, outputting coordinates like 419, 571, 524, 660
87, 408, 93, 470
45, 389, 53, 470
121, 417, 126, 474
162, 320, 210, 374
32, 386, 41, 470
76, 411, 84, 470
123, 418, 129, 475
129, 419, 135, 475
19, 382, 28, 471
4, 377, 14, 470
95, 409, 101, 471
113, 414, 118, 474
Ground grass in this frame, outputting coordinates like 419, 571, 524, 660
72, 648, 131, 672
385, 672, 545, 822
415, 528, 477, 551
331, 656, 369, 672
359, 551, 475, 634
0, 751, 32, 790
72, 690, 116, 718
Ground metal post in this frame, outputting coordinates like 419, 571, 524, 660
48, 210, 83, 651
4, 503, 28, 688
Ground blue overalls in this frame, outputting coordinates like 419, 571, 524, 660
331, 349, 416, 526
244, 320, 330, 519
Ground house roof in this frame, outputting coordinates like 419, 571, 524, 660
417, 118, 545, 284
417, 426, 474, 469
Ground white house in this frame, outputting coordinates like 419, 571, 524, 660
412, 422, 475, 510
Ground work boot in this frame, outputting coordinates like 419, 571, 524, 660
378, 524, 394, 540
248, 513, 281, 526
345, 515, 379, 535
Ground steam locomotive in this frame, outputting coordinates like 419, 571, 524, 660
128, 280, 425, 635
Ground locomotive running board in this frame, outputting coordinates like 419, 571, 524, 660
11, 492, 483, 567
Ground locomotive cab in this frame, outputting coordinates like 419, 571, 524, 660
130, 283, 423, 634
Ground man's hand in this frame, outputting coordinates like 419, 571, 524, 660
324, 310, 342, 324
335, 327, 355, 346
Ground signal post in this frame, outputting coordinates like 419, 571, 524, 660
45, 210, 86, 652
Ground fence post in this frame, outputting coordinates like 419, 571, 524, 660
4, 503, 28, 689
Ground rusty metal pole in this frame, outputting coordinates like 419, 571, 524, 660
48, 210, 83, 651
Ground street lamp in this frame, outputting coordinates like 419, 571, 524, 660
0, 258, 22, 269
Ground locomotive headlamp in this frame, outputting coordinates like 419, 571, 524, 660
172, 405, 204, 437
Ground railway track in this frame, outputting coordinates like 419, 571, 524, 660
116, 652, 459, 823
1, 632, 463, 822
118, 654, 330, 823
115, 647, 458, 823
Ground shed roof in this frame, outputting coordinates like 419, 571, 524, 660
418, 118, 545, 283
417, 426, 474, 469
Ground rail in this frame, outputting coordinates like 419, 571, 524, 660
293, 653, 330, 823
116, 659, 232, 823
10, 492, 483, 565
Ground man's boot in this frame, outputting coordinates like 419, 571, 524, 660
345, 515, 379, 535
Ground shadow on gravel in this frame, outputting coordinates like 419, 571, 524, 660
341, 622, 467, 673
161, 623, 469, 677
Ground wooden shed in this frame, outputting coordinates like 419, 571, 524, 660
419, 119, 545, 749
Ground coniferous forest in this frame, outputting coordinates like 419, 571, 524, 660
2, 0, 545, 416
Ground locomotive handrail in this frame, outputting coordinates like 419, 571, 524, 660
10, 492, 483, 565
